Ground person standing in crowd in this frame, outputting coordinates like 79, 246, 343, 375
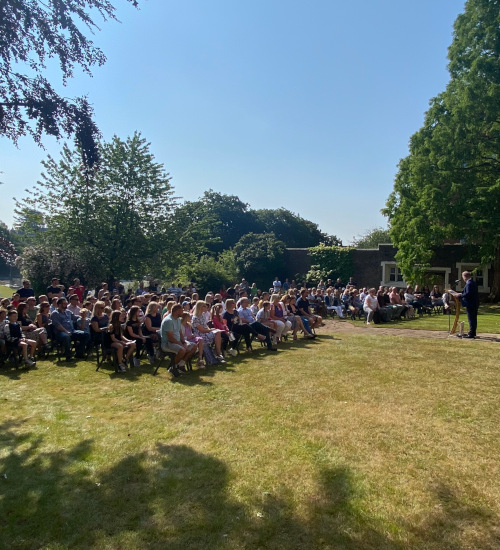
68, 278, 85, 302
272, 277, 282, 293
17, 280, 35, 300
47, 278, 63, 300
458, 271, 479, 339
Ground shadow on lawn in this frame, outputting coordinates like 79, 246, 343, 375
1, 421, 498, 549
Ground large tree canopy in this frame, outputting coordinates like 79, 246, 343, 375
0, 0, 138, 167
175, 191, 257, 255
384, 0, 500, 299
253, 208, 340, 248
15, 132, 177, 283
175, 192, 338, 255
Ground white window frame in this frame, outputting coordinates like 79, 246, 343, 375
455, 263, 490, 293
380, 262, 406, 288
381, 263, 452, 289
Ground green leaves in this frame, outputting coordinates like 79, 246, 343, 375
0, 0, 139, 166
15, 132, 177, 284
384, 0, 500, 298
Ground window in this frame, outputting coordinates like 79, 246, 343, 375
456, 263, 490, 293
389, 267, 403, 282
381, 262, 406, 287
474, 269, 484, 287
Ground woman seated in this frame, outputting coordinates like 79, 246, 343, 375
91, 301, 109, 346
404, 285, 424, 315
3, 309, 37, 366
256, 301, 278, 342
351, 289, 364, 318
106, 310, 136, 372
325, 288, 344, 318
125, 306, 146, 367
36, 302, 51, 331
269, 294, 292, 342
376, 289, 392, 322
280, 295, 302, 340
286, 296, 315, 338
17, 302, 48, 351
363, 288, 379, 325
211, 304, 237, 356
191, 301, 225, 362
142, 301, 162, 364
181, 312, 205, 368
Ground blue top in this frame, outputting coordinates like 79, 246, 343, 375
461, 279, 479, 309
51, 309, 78, 333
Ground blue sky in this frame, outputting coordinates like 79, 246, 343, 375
0, 0, 465, 244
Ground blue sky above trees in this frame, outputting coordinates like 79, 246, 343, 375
0, 0, 465, 244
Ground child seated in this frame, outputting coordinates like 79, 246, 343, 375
2, 310, 37, 367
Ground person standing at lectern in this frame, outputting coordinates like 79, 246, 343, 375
458, 271, 479, 339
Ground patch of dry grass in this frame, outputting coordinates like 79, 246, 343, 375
1, 331, 499, 549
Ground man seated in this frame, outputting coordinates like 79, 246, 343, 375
313, 289, 328, 317
50, 297, 90, 360
160, 304, 197, 377
237, 297, 276, 351
67, 294, 81, 316
296, 289, 322, 329
25, 297, 39, 322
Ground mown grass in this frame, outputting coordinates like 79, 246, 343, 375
0, 284, 14, 298
350, 304, 500, 334
1, 331, 499, 549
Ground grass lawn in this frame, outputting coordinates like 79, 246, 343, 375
0, 284, 14, 298
1, 331, 499, 549
352, 304, 500, 334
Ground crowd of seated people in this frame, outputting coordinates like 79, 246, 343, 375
0, 277, 323, 375
0, 275, 458, 373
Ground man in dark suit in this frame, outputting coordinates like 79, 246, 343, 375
459, 271, 479, 339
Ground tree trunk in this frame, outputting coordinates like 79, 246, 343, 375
488, 244, 500, 302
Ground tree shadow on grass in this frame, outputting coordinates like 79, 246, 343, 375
405, 482, 500, 550
1, 421, 498, 549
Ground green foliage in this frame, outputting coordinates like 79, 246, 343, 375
176, 190, 257, 255
233, 232, 286, 288
15, 133, 178, 283
16, 244, 103, 295
253, 208, 339, 247
307, 244, 354, 285
0, 0, 138, 167
174, 197, 338, 257
384, 0, 500, 299
352, 227, 392, 249
176, 251, 238, 296
0, 221, 17, 267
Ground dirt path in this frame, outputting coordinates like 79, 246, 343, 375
322, 318, 500, 343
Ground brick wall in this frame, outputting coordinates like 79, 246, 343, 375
284, 245, 495, 295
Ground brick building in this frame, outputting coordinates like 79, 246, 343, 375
285, 244, 494, 296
